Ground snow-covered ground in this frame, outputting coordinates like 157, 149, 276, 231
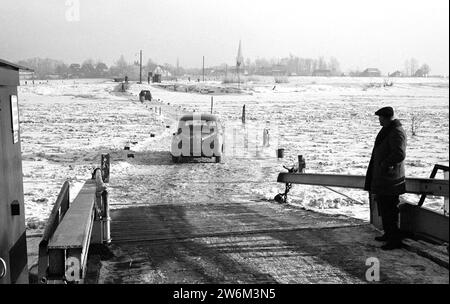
18, 76, 449, 231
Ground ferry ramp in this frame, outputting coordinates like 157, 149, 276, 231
89, 199, 448, 284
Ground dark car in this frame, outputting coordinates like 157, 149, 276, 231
139, 90, 152, 102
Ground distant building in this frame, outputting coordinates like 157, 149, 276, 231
152, 66, 172, 81
272, 64, 288, 76
69, 63, 81, 78
414, 69, 428, 77
312, 69, 331, 77
254, 66, 271, 76
389, 71, 403, 77
153, 66, 163, 76
19, 70, 34, 80
360, 68, 381, 77
47, 74, 61, 80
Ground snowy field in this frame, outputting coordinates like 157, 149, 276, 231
18, 76, 449, 231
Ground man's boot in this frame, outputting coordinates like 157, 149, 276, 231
381, 240, 403, 250
374, 234, 389, 242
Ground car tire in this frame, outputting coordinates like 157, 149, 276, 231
215, 156, 222, 163
172, 156, 180, 163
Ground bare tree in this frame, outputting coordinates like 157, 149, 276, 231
419, 63, 430, 76
318, 56, 327, 70
95, 62, 108, 77
410, 113, 424, 136
81, 59, 95, 77
410, 58, 419, 76
55, 63, 69, 78
328, 57, 341, 75
403, 60, 410, 76
17, 57, 63, 78
116, 55, 128, 70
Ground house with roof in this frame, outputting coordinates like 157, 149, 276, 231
414, 68, 428, 77
360, 68, 381, 77
312, 69, 332, 77
389, 70, 403, 77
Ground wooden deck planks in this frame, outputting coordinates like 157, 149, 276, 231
110, 202, 364, 242
99, 208, 449, 284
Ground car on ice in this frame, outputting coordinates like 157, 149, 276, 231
171, 113, 224, 163
139, 90, 152, 102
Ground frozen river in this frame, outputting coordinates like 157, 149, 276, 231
18, 76, 449, 230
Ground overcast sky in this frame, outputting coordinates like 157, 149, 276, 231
1, 0, 448, 74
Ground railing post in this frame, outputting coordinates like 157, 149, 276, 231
90, 169, 106, 244
102, 190, 111, 244
99, 154, 111, 243
91, 169, 106, 244
101, 153, 110, 183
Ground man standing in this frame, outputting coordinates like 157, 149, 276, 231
364, 107, 407, 250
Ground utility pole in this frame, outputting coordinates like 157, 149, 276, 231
202, 56, 205, 82
139, 50, 143, 84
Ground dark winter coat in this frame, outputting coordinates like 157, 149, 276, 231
364, 119, 407, 195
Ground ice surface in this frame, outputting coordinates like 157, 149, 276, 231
18, 77, 449, 231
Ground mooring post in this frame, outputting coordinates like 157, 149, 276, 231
298, 155, 306, 173
124, 142, 130, 150
263, 128, 269, 146
242, 104, 246, 124
159, 107, 162, 115
244, 127, 248, 149
101, 153, 110, 183
277, 148, 284, 158
210, 96, 214, 114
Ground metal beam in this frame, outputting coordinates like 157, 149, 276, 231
400, 202, 449, 243
277, 173, 449, 197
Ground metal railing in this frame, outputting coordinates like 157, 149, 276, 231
37, 154, 110, 284
276, 157, 449, 243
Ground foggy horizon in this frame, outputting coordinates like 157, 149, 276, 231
1, 0, 449, 75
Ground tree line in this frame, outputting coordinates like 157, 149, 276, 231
16, 55, 433, 79
17, 56, 174, 80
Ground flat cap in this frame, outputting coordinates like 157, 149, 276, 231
375, 106, 394, 117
